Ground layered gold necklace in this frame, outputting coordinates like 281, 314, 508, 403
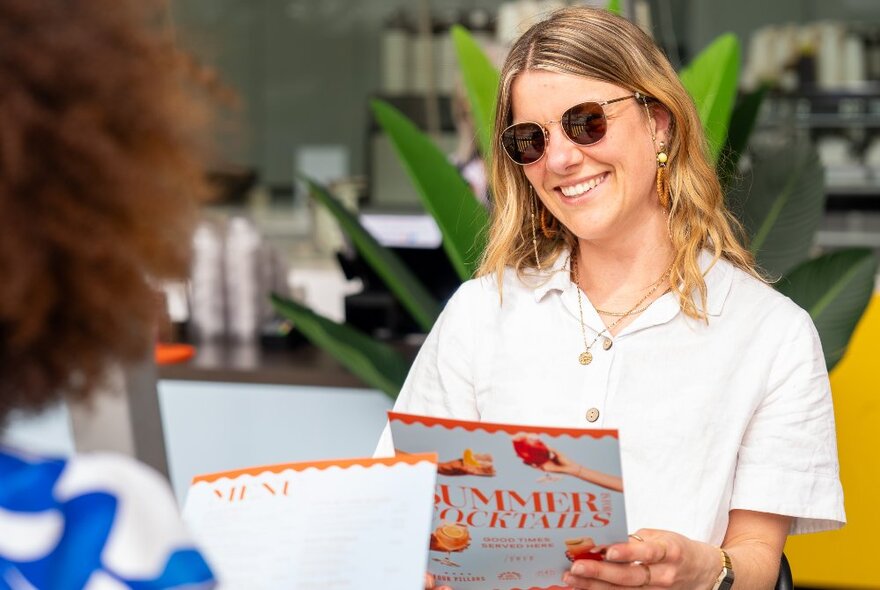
571, 253, 671, 365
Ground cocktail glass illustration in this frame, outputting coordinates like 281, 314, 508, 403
430, 522, 471, 567
512, 434, 562, 482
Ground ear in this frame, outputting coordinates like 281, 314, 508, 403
649, 102, 672, 146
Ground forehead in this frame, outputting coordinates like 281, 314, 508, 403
510, 70, 628, 121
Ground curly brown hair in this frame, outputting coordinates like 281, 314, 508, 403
0, 0, 213, 426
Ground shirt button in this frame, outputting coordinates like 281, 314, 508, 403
586, 408, 600, 422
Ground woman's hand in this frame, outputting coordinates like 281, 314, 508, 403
425, 573, 452, 590
562, 529, 719, 589
539, 448, 624, 492
538, 448, 575, 474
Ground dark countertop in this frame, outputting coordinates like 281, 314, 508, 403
157, 339, 419, 389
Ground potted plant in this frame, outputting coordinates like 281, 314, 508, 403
273, 14, 876, 398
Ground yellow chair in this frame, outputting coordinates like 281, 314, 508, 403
785, 295, 880, 589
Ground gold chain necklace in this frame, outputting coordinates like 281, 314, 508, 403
595, 299, 661, 316
595, 274, 671, 316
572, 253, 671, 366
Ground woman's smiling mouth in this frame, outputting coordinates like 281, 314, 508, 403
559, 173, 609, 198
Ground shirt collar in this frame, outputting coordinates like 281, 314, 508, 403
530, 247, 734, 317
530, 249, 574, 302
699, 249, 734, 317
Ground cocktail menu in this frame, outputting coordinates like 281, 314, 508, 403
389, 412, 628, 590
182, 453, 437, 590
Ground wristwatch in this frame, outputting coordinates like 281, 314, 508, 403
711, 548, 735, 590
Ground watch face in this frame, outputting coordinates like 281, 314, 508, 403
718, 569, 735, 590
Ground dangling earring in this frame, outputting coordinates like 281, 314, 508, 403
656, 140, 670, 210
642, 97, 672, 210
529, 188, 542, 269
538, 202, 559, 239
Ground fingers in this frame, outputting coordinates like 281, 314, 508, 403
424, 572, 452, 590
606, 542, 667, 565
607, 531, 671, 565
562, 530, 674, 588
563, 559, 655, 588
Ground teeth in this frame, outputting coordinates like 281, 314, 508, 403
561, 174, 605, 197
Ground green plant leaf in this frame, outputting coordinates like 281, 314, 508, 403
679, 34, 740, 165
776, 249, 877, 371
606, 0, 621, 14
727, 140, 824, 277
452, 25, 500, 159
271, 294, 410, 399
718, 84, 768, 188
371, 100, 489, 281
300, 176, 441, 331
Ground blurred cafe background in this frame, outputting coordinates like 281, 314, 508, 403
5, 1, 880, 588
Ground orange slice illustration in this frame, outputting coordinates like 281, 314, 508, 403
435, 523, 470, 551
462, 448, 479, 467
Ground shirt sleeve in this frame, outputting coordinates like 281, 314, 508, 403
730, 306, 846, 534
374, 280, 486, 457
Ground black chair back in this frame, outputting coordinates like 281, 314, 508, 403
775, 553, 793, 590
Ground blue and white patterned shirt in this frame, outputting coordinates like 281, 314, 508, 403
0, 447, 215, 589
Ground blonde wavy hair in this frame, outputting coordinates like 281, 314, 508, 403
478, 6, 760, 319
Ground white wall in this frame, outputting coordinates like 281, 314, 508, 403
158, 380, 393, 504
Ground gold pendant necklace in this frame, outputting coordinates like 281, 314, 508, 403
572, 252, 670, 365
574, 286, 622, 365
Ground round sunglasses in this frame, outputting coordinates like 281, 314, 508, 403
500, 92, 646, 165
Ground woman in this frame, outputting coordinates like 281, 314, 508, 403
0, 0, 216, 587
382, 7, 844, 590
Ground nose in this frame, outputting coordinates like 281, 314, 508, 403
543, 122, 583, 173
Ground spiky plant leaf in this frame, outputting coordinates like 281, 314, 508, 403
679, 34, 740, 164
776, 249, 878, 371
728, 140, 824, 277
371, 100, 489, 280
271, 294, 410, 399
452, 25, 500, 158
301, 176, 440, 331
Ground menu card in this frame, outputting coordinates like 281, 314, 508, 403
183, 453, 437, 590
389, 412, 628, 590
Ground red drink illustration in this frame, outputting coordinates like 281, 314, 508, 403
513, 434, 555, 466
564, 537, 604, 562
512, 434, 561, 482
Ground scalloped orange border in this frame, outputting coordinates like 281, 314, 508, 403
389, 412, 618, 439
191, 452, 437, 484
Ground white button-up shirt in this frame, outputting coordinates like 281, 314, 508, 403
376, 250, 845, 544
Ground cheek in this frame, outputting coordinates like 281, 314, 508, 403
608, 142, 656, 190
522, 166, 545, 192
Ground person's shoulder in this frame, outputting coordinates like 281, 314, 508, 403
55, 451, 190, 544
57, 451, 172, 497
1, 450, 214, 587
0, 450, 148, 506
720, 260, 813, 327
0, 445, 66, 473
443, 269, 537, 321
59, 453, 214, 584
456, 267, 540, 301
0, 446, 67, 508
